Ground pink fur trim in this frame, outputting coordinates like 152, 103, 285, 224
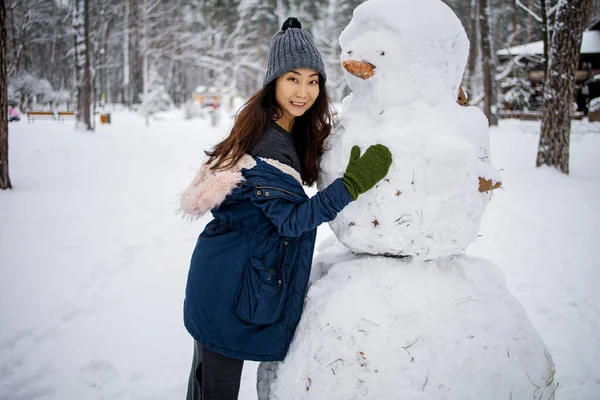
180, 164, 244, 218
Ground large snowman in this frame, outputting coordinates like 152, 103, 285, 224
318, 0, 501, 259
256, 1, 557, 399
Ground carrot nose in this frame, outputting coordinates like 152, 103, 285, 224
342, 60, 376, 80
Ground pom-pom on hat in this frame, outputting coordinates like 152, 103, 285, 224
263, 17, 327, 86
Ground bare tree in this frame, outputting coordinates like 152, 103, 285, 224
585, 0, 600, 26
479, 0, 498, 125
510, 0, 518, 46
527, 0, 535, 41
74, 0, 93, 130
514, 0, 559, 100
540, 0, 549, 74
123, 0, 130, 106
467, 0, 479, 97
536, 0, 589, 174
1, 0, 13, 189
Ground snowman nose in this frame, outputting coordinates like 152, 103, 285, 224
343, 60, 376, 80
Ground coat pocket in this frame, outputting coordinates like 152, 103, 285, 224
236, 257, 287, 326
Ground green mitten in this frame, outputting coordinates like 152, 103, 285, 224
341, 144, 393, 200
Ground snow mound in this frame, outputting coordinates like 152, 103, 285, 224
262, 251, 556, 400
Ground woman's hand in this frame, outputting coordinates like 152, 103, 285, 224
341, 144, 393, 200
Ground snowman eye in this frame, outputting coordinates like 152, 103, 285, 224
347, 50, 353, 55
379, 51, 385, 56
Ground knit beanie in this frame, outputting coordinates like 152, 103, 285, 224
263, 17, 327, 86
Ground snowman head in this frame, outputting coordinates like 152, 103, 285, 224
339, 0, 469, 107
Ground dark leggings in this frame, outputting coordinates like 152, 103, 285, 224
186, 341, 245, 400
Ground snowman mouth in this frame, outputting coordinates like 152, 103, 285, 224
343, 60, 376, 80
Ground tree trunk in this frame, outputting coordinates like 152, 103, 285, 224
467, 0, 478, 96
536, 0, 588, 174
101, 19, 111, 105
541, 0, 549, 77
123, 0, 130, 106
0, 0, 13, 189
142, 0, 149, 104
7, 0, 19, 76
511, 0, 518, 46
584, 0, 597, 26
527, 0, 535, 42
133, 4, 143, 104
82, 0, 92, 130
74, 0, 93, 130
478, 0, 497, 125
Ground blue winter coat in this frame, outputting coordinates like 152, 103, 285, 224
180, 155, 353, 361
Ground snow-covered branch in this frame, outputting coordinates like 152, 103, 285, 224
515, 0, 543, 23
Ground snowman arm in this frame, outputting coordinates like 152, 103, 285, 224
478, 160, 502, 191
251, 178, 353, 238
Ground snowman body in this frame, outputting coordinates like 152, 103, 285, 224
320, 99, 494, 259
318, 0, 499, 259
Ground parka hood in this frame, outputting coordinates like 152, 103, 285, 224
179, 154, 303, 220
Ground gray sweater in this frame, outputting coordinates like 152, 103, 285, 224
250, 121, 302, 174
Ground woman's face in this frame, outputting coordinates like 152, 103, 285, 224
275, 68, 320, 127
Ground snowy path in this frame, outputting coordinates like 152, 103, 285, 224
0, 112, 598, 399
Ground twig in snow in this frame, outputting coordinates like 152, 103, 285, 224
527, 372, 541, 390
420, 376, 429, 392
402, 336, 420, 362
357, 378, 364, 389
395, 215, 409, 225
326, 358, 344, 368
361, 318, 379, 327
526, 372, 542, 400
403, 337, 420, 349
456, 295, 473, 305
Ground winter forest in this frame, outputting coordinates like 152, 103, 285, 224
1, 1, 600, 399
3, 0, 598, 114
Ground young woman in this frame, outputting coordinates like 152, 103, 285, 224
180, 17, 392, 400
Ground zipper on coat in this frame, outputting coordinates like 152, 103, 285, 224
279, 239, 289, 286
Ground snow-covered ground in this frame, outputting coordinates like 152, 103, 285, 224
0, 110, 598, 399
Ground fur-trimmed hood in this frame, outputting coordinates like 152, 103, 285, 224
179, 154, 303, 219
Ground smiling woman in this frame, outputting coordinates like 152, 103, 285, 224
180, 16, 393, 400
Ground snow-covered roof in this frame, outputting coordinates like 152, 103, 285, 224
587, 74, 600, 84
497, 30, 600, 56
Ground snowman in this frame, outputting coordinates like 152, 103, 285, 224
317, 0, 503, 259
256, 0, 556, 399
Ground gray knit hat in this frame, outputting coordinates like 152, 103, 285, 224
264, 17, 327, 86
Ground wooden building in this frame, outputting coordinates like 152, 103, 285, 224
497, 17, 600, 115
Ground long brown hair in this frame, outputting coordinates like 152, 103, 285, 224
204, 77, 332, 186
